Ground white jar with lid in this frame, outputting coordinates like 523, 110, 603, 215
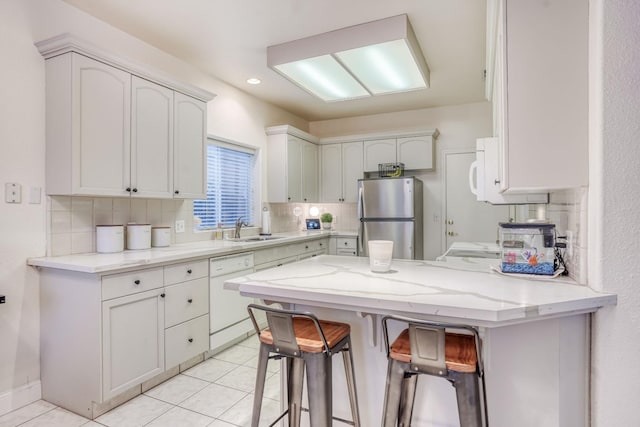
151, 227, 171, 247
96, 225, 124, 253
126, 224, 151, 250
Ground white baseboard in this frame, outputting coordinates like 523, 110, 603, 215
0, 381, 42, 417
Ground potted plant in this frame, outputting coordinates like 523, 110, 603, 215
320, 212, 333, 230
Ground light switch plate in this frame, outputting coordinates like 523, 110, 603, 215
5, 183, 21, 203
175, 220, 185, 233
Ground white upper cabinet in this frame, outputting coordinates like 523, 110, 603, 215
37, 35, 215, 199
320, 142, 363, 203
363, 139, 396, 172
46, 53, 131, 197
488, 0, 588, 192
363, 134, 436, 172
173, 93, 207, 199
131, 76, 173, 198
266, 126, 319, 203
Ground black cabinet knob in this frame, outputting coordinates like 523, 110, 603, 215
132, 188, 138, 193
187, 298, 193, 303
134, 279, 140, 285
188, 338, 193, 343
160, 293, 165, 298
175, 190, 180, 194
187, 269, 192, 274
126, 187, 131, 192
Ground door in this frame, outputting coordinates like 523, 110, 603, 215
363, 138, 396, 172
301, 141, 318, 202
320, 144, 343, 202
102, 288, 164, 400
72, 54, 131, 196
342, 141, 364, 202
131, 76, 173, 198
174, 92, 206, 199
443, 151, 510, 251
360, 220, 415, 259
286, 136, 302, 202
359, 178, 415, 219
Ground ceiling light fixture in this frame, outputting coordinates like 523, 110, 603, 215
267, 14, 429, 102
247, 78, 261, 85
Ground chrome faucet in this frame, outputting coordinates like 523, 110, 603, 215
235, 217, 248, 239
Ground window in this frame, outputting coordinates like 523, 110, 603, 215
194, 139, 256, 229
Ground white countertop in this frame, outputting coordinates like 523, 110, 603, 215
225, 255, 616, 327
27, 231, 354, 274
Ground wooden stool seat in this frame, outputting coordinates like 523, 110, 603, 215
259, 317, 351, 353
390, 329, 477, 373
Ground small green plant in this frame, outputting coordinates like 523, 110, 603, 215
320, 212, 333, 223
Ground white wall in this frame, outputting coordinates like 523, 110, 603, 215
589, 0, 640, 425
311, 102, 493, 260
0, 0, 308, 411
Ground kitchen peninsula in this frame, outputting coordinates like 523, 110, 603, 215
225, 255, 616, 427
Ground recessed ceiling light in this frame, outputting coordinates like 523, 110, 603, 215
247, 78, 261, 85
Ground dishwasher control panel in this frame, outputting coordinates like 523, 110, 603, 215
210, 252, 255, 277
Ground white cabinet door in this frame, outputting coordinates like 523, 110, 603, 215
301, 141, 318, 202
342, 141, 364, 202
174, 92, 206, 199
397, 136, 434, 170
493, 0, 588, 191
131, 76, 173, 198
320, 144, 343, 202
102, 288, 164, 400
68, 54, 131, 196
286, 136, 303, 202
363, 139, 396, 172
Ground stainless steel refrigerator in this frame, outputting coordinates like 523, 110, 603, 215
358, 177, 423, 260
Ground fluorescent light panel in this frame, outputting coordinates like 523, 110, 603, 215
267, 14, 429, 102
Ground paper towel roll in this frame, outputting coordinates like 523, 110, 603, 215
261, 209, 271, 235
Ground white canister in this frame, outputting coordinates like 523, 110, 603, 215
151, 227, 171, 247
96, 225, 124, 253
126, 224, 151, 250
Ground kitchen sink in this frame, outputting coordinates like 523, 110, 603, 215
234, 236, 285, 242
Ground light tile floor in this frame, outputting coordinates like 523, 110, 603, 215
0, 337, 283, 427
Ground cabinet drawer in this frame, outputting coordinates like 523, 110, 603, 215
336, 237, 357, 250
337, 248, 358, 257
165, 314, 209, 369
102, 267, 164, 301
164, 277, 209, 328
164, 259, 208, 285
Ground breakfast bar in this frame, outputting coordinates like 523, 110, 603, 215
225, 255, 616, 427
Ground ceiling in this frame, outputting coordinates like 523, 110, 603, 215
62, 0, 487, 122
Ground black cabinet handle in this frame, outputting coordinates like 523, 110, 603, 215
188, 338, 193, 343
134, 279, 140, 285
187, 298, 193, 303
186, 269, 192, 274
160, 293, 165, 298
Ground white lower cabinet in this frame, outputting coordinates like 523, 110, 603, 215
254, 238, 329, 270
39, 260, 209, 419
330, 236, 358, 256
102, 288, 165, 400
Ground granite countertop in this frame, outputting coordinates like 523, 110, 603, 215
27, 230, 356, 274
225, 255, 616, 327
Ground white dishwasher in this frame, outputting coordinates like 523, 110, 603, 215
209, 252, 254, 353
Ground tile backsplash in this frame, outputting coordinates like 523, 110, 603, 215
47, 196, 182, 256
535, 187, 588, 284
266, 202, 358, 233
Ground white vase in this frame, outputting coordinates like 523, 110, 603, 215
322, 222, 332, 230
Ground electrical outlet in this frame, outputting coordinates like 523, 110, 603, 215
175, 220, 185, 233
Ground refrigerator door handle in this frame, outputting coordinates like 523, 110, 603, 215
357, 184, 363, 219
359, 220, 364, 254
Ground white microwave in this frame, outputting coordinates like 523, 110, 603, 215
469, 138, 548, 205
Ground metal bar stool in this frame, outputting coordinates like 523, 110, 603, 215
381, 315, 488, 427
247, 304, 361, 427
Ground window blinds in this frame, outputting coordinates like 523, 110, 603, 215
193, 141, 255, 229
